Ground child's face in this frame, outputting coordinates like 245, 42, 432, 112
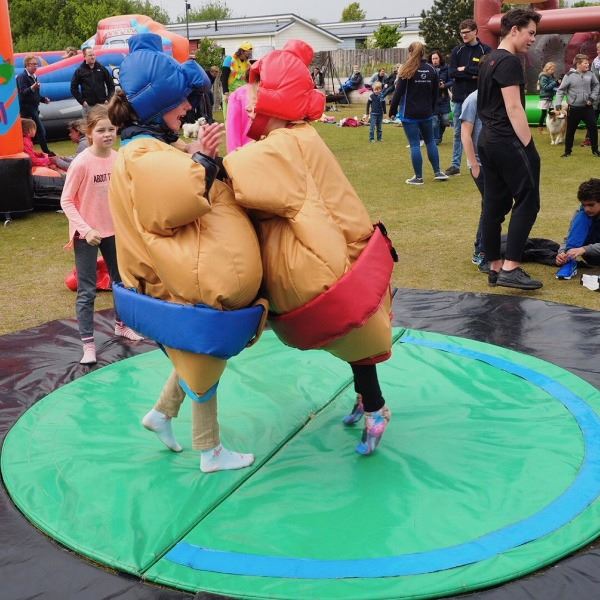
27, 126, 37, 138
90, 118, 116, 149
68, 128, 80, 142
581, 200, 600, 218
374, 88, 381, 95
163, 99, 192, 133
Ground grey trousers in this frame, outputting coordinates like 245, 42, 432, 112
73, 236, 120, 339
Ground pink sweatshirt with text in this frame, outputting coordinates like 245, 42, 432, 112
60, 148, 117, 246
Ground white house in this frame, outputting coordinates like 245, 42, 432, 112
320, 17, 423, 49
165, 13, 342, 55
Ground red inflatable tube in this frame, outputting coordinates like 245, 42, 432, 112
269, 226, 395, 351
64, 257, 111, 291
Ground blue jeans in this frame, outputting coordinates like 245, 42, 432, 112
402, 119, 440, 178
450, 101, 463, 169
369, 113, 382, 141
433, 112, 450, 144
73, 236, 121, 339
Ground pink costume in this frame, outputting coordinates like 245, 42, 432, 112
225, 85, 252, 152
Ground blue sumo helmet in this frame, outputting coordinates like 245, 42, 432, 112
119, 33, 211, 123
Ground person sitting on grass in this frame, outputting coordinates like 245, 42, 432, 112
555, 178, 600, 280
21, 118, 69, 173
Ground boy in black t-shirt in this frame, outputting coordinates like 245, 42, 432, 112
477, 8, 543, 290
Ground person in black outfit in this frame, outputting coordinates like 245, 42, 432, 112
446, 19, 491, 175
16, 54, 53, 155
429, 50, 453, 145
70, 47, 115, 113
477, 8, 542, 290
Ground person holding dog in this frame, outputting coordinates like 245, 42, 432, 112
555, 53, 600, 158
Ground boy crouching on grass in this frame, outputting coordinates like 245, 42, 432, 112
556, 178, 600, 280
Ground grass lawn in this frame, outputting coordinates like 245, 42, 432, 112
1, 105, 598, 336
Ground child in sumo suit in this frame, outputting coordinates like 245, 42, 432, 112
223, 40, 397, 455
108, 33, 264, 473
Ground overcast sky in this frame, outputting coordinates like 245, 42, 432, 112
160, 0, 434, 23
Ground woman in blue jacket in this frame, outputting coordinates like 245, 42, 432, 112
429, 50, 453, 145
389, 42, 449, 185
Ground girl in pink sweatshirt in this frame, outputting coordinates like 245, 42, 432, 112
60, 105, 142, 365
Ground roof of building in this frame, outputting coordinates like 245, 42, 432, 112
166, 13, 342, 42
320, 17, 421, 38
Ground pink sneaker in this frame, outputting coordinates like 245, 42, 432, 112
114, 322, 144, 341
342, 394, 365, 426
80, 342, 97, 365
356, 406, 391, 456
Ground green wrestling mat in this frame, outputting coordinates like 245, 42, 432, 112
4, 328, 600, 599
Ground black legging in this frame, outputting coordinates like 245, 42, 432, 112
351, 364, 384, 412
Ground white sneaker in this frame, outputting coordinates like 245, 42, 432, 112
405, 140, 425, 148
434, 171, 449, 181
581, 274, 600, 291
142, 409, 183, 452
114, 322, 144, 341
200, 444, 255, 473
80, 342, 97, 365
405, 176, 424, 185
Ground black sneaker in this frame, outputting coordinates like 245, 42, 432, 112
46, 150, 56, 157
496, 267, 543, 290
478, 260, 490, 274
561, 152, 571, 158
593, 151, 600, 157
445, 165, 460, 176
488, 269, 498, 286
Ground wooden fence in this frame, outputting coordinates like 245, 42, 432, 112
313, 48, 409, 89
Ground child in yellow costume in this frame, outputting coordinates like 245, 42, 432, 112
108, 33, 265, 473
224, 40, 397, 455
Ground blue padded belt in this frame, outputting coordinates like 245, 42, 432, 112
113, 284, 265, 359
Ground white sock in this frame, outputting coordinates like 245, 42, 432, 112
142, 409, 182, 452
200, 444, 254, 473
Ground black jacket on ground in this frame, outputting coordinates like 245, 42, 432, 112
388, 61, 438, 121
449, 39, 491, 102
70, 61, 115, 106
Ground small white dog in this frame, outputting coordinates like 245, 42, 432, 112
182, 117, 207, 139
546, 108, 567, 145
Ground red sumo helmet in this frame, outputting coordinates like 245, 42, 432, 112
247, 40, 325, 140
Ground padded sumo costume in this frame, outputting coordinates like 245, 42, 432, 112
108, 35, 265, 449
224, 40, 395, 365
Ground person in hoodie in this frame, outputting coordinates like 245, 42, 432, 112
108, 33, 265, 474
555, 53, 600, 158
389, 42, 449, 185
224, 40, 397, 457
445, 19, 491, 176
428, 50, 453, 145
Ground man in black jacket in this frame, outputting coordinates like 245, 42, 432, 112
70, 48, 115, 113
445, 19, 491, 176
16, 54, 53, 154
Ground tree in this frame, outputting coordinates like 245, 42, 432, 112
341, 2, 366, 22
179, 1, 231, 23
8, 0, 168, 52
419, 0, 474, 56
372, 24, 402, 49
195, 37, 223, 71
572, 1, 600, 6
